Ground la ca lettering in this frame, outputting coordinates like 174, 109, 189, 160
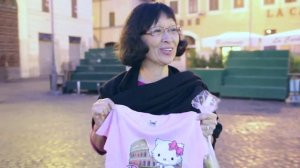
289, 7, 300, 16
267, 10, 274, 17
267, 7, 300, 17
276, 9, 284, 17
267, 9, 283, 17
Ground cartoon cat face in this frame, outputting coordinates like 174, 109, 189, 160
152, 139, 184, 166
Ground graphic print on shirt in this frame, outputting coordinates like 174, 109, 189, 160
151, 138, 184, 168
127, 139, 184, 168
128, 139, 157, 168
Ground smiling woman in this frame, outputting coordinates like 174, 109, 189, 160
90, 2, 222, 168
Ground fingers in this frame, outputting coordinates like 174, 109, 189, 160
200, 123, 216, 132
201, 125, 215, 137
92, 98, 115, 114
199, 113, 218, 137
91, 98, 115, 130
199, 113, 217, 125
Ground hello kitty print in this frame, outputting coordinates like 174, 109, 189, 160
152, 139, 184, 168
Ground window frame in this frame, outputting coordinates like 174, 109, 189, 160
231, 0, 248, 13
260, 0, 278, 9
186, 0, 199, 16
169, 0, 178, 14
71, 0, 78, 18
109, 12, 115, 27
264, 0, 275, 5
42, 0, 50, 12
187, 0, 199, 15
209, 0, 219, 11
285, 0, 297, 3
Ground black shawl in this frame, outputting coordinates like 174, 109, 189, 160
98, 66, 208, 115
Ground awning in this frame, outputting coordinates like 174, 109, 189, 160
201, 32, 263, 48
263, 29, 300, 46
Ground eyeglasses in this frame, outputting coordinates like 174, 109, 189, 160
144, 25, 181, 36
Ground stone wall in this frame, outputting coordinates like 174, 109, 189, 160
0, 2, 20, 81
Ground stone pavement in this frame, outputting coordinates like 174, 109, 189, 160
0, 78, 299, 168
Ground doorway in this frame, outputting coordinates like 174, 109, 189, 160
38, 33, 53, 77
69, 36, 81, 70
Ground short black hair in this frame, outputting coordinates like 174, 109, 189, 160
116, 2, 187, 67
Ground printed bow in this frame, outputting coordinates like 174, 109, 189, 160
169, 140, 184, 156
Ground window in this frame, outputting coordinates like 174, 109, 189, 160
264, 0, 275, 5
39, 33, 52, 41
187, 19, 192, 26
69, 36, 81, 44
234, 0, 244, 8
72, 0, 77, 18
188, 0, 198, 14
179, 20, 184, 27
195, 18, 200, 25
109, 12, 115, 27
209, 0, 219, 11
170, 1, 178, 14
285, 0, 296, 3
42, 0, 49, 12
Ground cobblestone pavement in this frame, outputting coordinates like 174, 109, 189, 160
0, 79, 299, 168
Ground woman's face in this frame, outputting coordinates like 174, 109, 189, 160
141, 13, 180, 67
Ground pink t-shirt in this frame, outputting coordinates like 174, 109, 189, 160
96, 105, 208, 168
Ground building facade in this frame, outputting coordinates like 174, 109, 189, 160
93, 0, 300, 66
162, 0, 300, 57
0, 0, 93, 80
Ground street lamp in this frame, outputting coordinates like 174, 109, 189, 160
50, 0, 58, 93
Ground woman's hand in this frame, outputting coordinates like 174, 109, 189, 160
198, 113, 218, 137
91, 98, 115, 131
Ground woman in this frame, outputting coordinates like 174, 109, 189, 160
90, 2, 221, 166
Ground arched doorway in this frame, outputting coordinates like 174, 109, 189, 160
185, 35, 196, 47
184, 35, 197, 68
104, 42, 116, 48
0, 0, 19, 81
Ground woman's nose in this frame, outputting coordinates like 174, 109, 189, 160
161, 31, 172, 42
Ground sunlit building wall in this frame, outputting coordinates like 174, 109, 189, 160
17, 0, 93, 78
93, 0, 148, 48
160, 0, 300, 58
93, 0, 299, 69
92, 0, 186, 70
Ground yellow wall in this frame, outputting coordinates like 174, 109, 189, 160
93, 0, 300, 57
158, 0, 300, 56
160, 0, 300, 37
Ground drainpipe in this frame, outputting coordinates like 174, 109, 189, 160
50, 0, 58, 93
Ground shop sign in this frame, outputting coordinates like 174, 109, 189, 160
267, 7, 300, 17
